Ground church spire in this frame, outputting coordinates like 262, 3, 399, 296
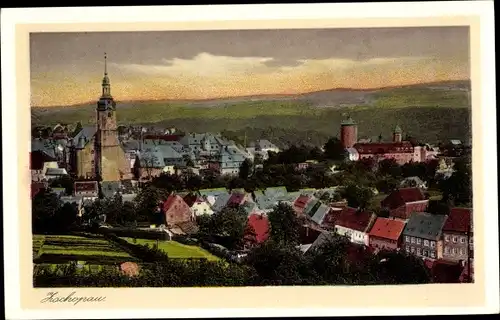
101, 52, 111, 97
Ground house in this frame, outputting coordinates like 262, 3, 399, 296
400, 176, 427, 189
30, 150, 59, 182
381, 187, 429, 221
227, 191, 250, 207
367, 217, 406, 251
293, 195, 315, 215
244, 214, 270, 245
303, 198, 321, 217
44, 167, 69, 181
198, 188, 229, 206
73, 181, 99, 197
183, 193, 214, 217
253, 139, 280, 160
425, 259, 464, 283
309, 204, 331, 225
402, 212, 448, 260
101, 181, 121, 198
442, 208, 473, 262
263, 186, 287, 199
211, 192, 233, 213
321, 207, 343, 230
241, 201, 260, 216
253, 191, 277, 213
333, 207, 377, 246
162, 194, 194, 227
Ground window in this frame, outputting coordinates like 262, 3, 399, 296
410, 246, 415, 253
405, 246, 410, 253
108, 112, 112, 117
460, 248, 466, 255
430, 251, 436, 258
423, 250, 429, 257
416, 238, 421, 245
417, 248, 421, 255
444, 235, 450, 242
445, 247, 450, 254
424, 239, 429, 246
460, 237, 466, 244
411, 237, 415, 244
453, 248, 458, 254
452, 236, 458, 243
470, 238, 473, 244
430, 241, 436, 248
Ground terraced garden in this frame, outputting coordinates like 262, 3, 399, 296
33, 234, 135, 265
121, 237, 219, 261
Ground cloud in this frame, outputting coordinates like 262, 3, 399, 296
113, 52, 275, 77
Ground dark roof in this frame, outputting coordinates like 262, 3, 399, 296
426, 259, 463, 283
402, 212, 448, 240
227, 192, 246, 206
321, 207, 343, 228
353, 141, 414, 154
299, 225, 323, 245
334, 207, 374, 232
183, 193, 199, 207
30, 151, 57, 170
381, 187, 427, 210
368, 217, 406, 241
143, 134, 182, 141
443, 208, 472, 233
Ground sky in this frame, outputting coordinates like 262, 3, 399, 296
30, 27, 470, 107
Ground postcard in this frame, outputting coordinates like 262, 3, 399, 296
2, 2, 498, 319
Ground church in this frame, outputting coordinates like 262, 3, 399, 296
68, 54, 132, 183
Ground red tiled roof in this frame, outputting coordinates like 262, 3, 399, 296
368, 217, 406, 241
246, 214, 270, 243
335, 207, 374, 232
443, 208, 472, 233
381, 187, 426, 210
426, 259, 463, 283
294, 195, 311, 209
321, 208, 343, 228
227, 192, 246, 206
353, 141, 414, 154
30, 151, 57, 170
163, 194, 179, 212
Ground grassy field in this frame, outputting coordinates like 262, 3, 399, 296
33, 234, 132, 263
121, 237, 219, 261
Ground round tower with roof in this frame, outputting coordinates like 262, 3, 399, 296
340, 116, 358, 148
393, 124, 403, 143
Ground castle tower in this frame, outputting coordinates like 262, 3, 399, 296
393, 124, 403, 143
340, 116, 358, 148
94, 53, 131, 182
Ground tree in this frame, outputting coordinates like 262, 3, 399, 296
52, 202, 78, 231
427, 200, 451, 215
340, 184, 374, 209
378, 159, 402, 178
120, 201, 138, 226
267, 202, 301, 246
182, 154, 195, 168
438, 158, 472, 206
323, 137, 346, 161
210, 206, 248, 250
239, 159, 253, 180
32, 189, 61, 233
134, 185, 165, 223
49, 175, 75, 195
246, 240, 317, 285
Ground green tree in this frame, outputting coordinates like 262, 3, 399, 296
267, 202, 301, 246
340, 184, 374, 209
239, 159, 253, 180
49, 175, 75, 195
323, 137, 346, 161
438, 158, 472, 206
32, 188, 61, 233
210, 206, 248, 250
121, 201, 138, 226
378, 159, 402, 178
133, 185, 165, 223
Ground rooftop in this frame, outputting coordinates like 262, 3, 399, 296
403, 212, 448, 240
368, 217, 406, 241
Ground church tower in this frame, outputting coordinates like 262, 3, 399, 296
94, 53, 131, 182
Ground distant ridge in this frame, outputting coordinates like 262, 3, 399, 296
32, 79, 470, 109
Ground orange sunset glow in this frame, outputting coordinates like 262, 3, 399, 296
30, 27, 470, 107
